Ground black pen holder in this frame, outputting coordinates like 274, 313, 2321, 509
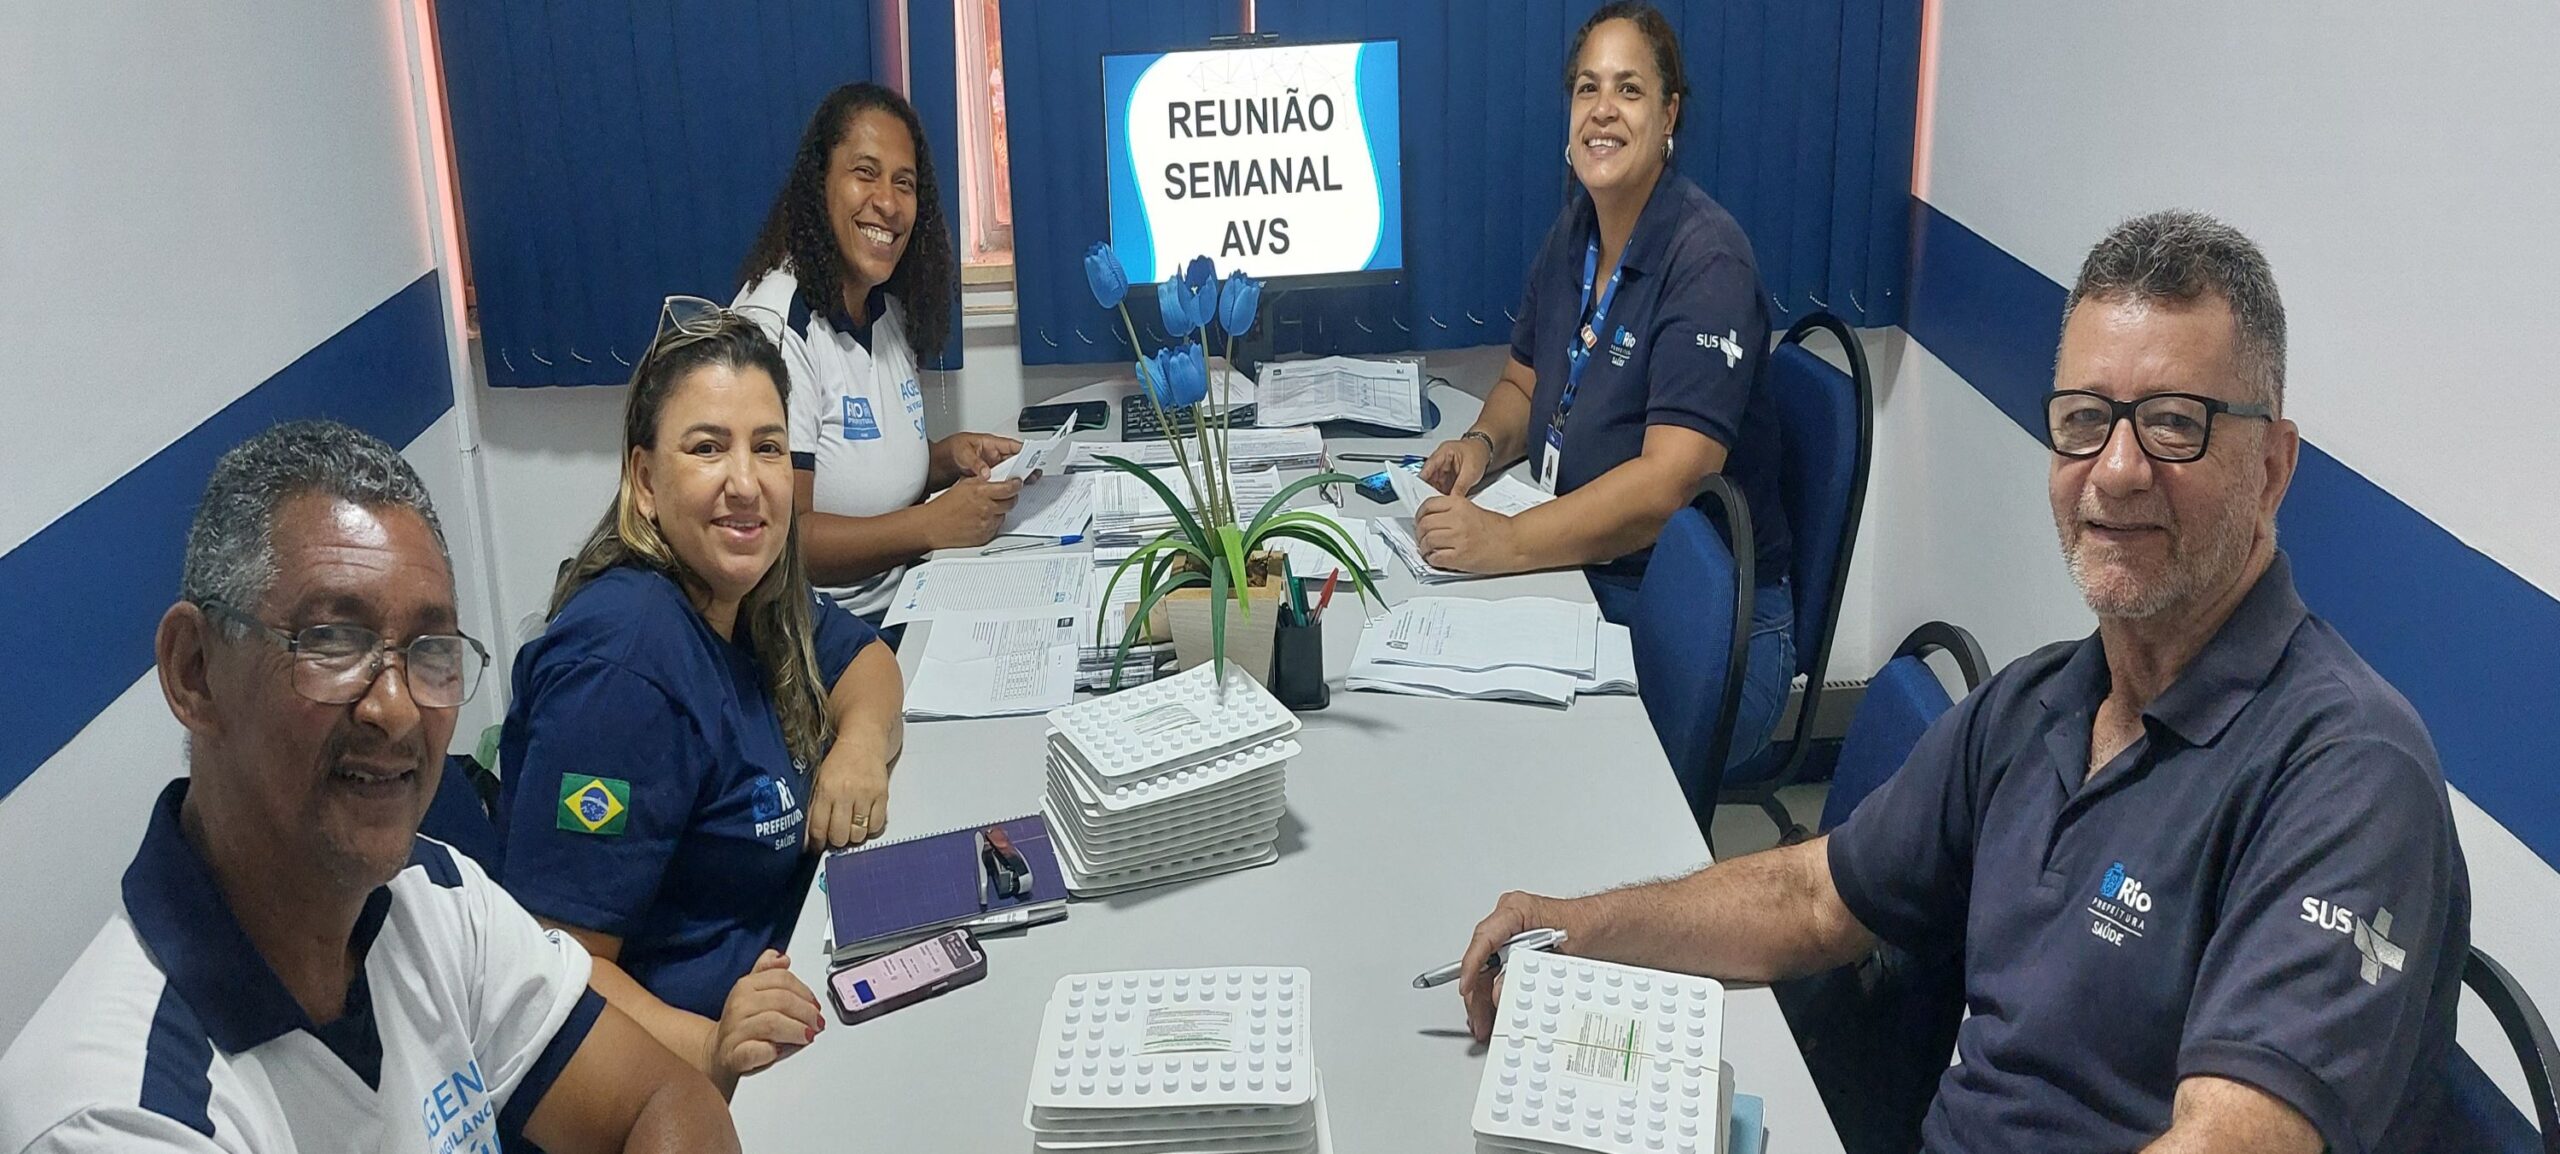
1270, 611, 1330, 712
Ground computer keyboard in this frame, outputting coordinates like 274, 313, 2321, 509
1122, 401, 1255, 440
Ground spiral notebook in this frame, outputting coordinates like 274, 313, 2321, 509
822, 813, 1067, 964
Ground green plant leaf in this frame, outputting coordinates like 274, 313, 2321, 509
1245, 471, 1365, 539
1215, 524, 1254, 621
1251, 522, 1387, 611
1095, 536, 1203, 647
1208, 550, 1230, 675
1110, 568, 1207, 690
1099, 455, 1212, 551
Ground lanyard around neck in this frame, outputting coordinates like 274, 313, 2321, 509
1554, 236, 1625, 434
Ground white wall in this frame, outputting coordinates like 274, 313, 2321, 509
1858, 0, 2560, 1110
0, 0, 489, 1043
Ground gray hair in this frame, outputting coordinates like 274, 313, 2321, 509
181, 420, 448, 621
2062, 209, 2287, 413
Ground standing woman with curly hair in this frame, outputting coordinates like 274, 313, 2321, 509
735, 82, 1025, 637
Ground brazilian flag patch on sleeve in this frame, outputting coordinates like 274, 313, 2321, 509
557, 775, 630, 836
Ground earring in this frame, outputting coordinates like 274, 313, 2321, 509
1666, 136, 1676, 160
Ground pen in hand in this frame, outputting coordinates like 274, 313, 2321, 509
1412, 928, 1568, 989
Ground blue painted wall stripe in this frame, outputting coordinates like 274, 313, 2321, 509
0, 272, 453, 802
1902, 198, 2560, 868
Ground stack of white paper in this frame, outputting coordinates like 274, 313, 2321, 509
1262, 507, 1384, 583
1086, 466, 1291, 550
903, 611, 1082, 720
1372, 468, 1558, 583
884, 554, 1091, 626
1254, 356, 1426, 431
1039, 661, 1301, 896
1078, 577, 1172, 692
1025, 968, 1331, 1153
1347, 597, 1626, 708
990, 416, 1082, 483
1066, 426, 1327, 474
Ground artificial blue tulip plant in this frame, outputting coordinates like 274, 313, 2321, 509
1081, 243, 1377, 683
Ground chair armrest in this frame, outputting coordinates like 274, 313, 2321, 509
2466, 946, 2560, 1151
1689, 475, 1757, 831
1893, 621, 1992, 692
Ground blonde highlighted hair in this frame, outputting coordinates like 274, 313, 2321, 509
551, 314, 837, 765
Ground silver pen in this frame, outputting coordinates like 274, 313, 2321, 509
1412, 928, 1568, 989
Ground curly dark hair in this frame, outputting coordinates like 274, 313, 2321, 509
738, 82, 956, 357
1565, 2, 1691, 136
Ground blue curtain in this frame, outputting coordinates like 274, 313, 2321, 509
999, 0, 1245, 366
1004, 0, 1917, 366
436, 1, 879, 387
904, 0, 966, 371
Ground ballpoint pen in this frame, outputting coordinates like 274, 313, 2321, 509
987, 533, 1085, 554
1412, 927, 1568, 988
1337, 452, 1426, 465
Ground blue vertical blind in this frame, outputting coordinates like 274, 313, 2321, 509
904, 0, 968, 371
1003, 0, 1918, 365
999, 0, 1246, 365
435, 1, 878, 387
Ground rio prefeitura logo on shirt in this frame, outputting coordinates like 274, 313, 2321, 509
558, 775, 630, 836
2089, 861, 2153, 946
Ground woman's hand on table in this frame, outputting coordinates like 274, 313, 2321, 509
922, 474, 1022, 550
807, 735, 892, 850
703, 949, 826, 1092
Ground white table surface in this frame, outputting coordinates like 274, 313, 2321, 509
731, 373, 1843, 1153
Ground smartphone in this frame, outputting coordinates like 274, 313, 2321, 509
828, 930, 988, 1025
1019, 400, 1109, 433
1354, 471, 1399, 504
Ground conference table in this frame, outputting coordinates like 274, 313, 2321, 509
733, 373, 1844, 1152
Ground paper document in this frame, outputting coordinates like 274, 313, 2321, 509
1577, 622, 1638, 694
1067, 427, 1325, 472
991, 416, 1081, 483
904, 612, 1081, 719
1254, 356, 1426, 431
1367, 596, 1598, 676
1263, 508, 1382, 582
999, 472, 1094, 539
884, 554, 1091, 625
1348, 617, 1579, 707
1386, 463, 1553, 518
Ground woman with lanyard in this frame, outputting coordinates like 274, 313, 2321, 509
1416, 2, 1797, 775
735, 82, 1026, 640
495, 301, 905, 1095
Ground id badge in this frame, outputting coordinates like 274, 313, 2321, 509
1537, 427, 1563, 495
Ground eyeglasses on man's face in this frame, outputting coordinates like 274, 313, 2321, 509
198, 600, 489, 709
2045, 389, 2273, 464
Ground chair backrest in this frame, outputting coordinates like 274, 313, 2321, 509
1633, 503, 1751, 815
1765, 316, 1873, 681
2445, 947, 2560, 1153
1819, 653, 1957, 832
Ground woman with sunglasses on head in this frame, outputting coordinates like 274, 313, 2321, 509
735, 81, 1025, 640
1415, 2, 1797, 783
492, 304, 905, 1095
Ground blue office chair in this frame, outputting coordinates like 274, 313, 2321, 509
1721, 313, 1875, 845
1632, 493, 1756, 842
1775, 621, 1983, 1154
1819, 622, 1990, 831
2448, 947, 2560, 1152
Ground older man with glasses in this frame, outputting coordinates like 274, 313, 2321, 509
0, 421, 739, 1152
1452, 211, 2468, 1153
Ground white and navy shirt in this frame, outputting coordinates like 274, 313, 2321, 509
0, 780, 602, 1153
735, 266, 930, 618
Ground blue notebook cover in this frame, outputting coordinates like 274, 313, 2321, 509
823, 813, 1065, 959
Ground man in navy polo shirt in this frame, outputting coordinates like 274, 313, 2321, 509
0, 422, 736, 1152
1455, 212, 2468, 1153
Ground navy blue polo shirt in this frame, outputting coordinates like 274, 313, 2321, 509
1828, 553, 2467, 1153
495, 565, 880, 1019
1508, 172, 1788, 585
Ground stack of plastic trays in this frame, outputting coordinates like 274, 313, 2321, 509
1041, 661, 1301, 896
1026, 968, 1330, 1153
1473, 949, 1732, 1154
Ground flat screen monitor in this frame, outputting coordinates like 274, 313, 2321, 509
1103, 39, 1402, 286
